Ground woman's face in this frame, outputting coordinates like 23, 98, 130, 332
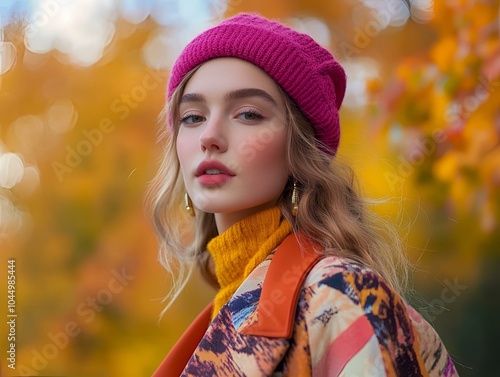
176, 58, 289, 232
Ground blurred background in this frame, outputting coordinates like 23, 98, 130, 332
0, 0, 498, 375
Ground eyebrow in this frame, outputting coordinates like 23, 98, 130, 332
180, 88, 279, 107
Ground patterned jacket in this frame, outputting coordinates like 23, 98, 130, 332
153, 235, 459, 376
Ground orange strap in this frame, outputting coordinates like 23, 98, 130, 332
241, 233, 322, 338
152, 233, 321, 375
151, 303, 213, 377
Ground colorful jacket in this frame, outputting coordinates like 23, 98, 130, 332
153, 235, 459, 376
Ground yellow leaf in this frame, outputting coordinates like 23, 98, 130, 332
431, 36, 458, 72
434, 152, 459, 182
450, 176, 471, 209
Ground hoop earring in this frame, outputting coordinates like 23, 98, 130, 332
292, 181, 299, 217
184, 193, 195, 217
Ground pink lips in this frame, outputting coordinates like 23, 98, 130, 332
196, 159, 235, 186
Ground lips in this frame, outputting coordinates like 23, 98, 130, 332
196, 159, 235, 186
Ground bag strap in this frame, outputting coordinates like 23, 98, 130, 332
240, 233, 322, 338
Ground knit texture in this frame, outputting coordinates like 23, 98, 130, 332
167, 13, 347, 156
207, 207, 292, 318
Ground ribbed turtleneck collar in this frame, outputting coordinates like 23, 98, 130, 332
207, 206, 292, 318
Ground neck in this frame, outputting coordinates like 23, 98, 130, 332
214, 201, 279, 233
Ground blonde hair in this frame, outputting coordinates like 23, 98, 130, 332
146, 65, 410, 315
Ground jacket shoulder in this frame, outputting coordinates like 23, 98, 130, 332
303, 256, 393, 306
296, 256, 458, 377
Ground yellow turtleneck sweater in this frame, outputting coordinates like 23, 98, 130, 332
207, 206, 292, 318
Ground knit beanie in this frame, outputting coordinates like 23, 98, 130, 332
168, 13, 347, 155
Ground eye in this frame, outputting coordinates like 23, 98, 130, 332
237, 109, 264, 122
179, 113, 205, 125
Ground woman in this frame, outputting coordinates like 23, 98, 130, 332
148, 12, 459, 377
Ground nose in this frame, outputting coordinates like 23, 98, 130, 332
199, 114, 228, 153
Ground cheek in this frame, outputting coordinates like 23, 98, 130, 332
246, 128, 288, 180
176, 132, 196, 176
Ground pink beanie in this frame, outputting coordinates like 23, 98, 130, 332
168, 13, 347, 155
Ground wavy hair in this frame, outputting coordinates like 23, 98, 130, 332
146, 65, 410, 315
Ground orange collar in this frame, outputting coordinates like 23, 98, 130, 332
240, 233, 322, 338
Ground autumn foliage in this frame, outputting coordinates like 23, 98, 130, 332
0, 1, 498, 376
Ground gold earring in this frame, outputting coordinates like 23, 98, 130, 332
292, 181, 299, 217
184, 193, 195, 217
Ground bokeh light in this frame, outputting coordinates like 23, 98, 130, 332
46, 99, 78, 135
12, 114, 44, 148
343, 58, 380, 108
0, 152, 24, 189
0, 193, 24, 238
24, 0, 117, 66
0, 41, 17, 74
